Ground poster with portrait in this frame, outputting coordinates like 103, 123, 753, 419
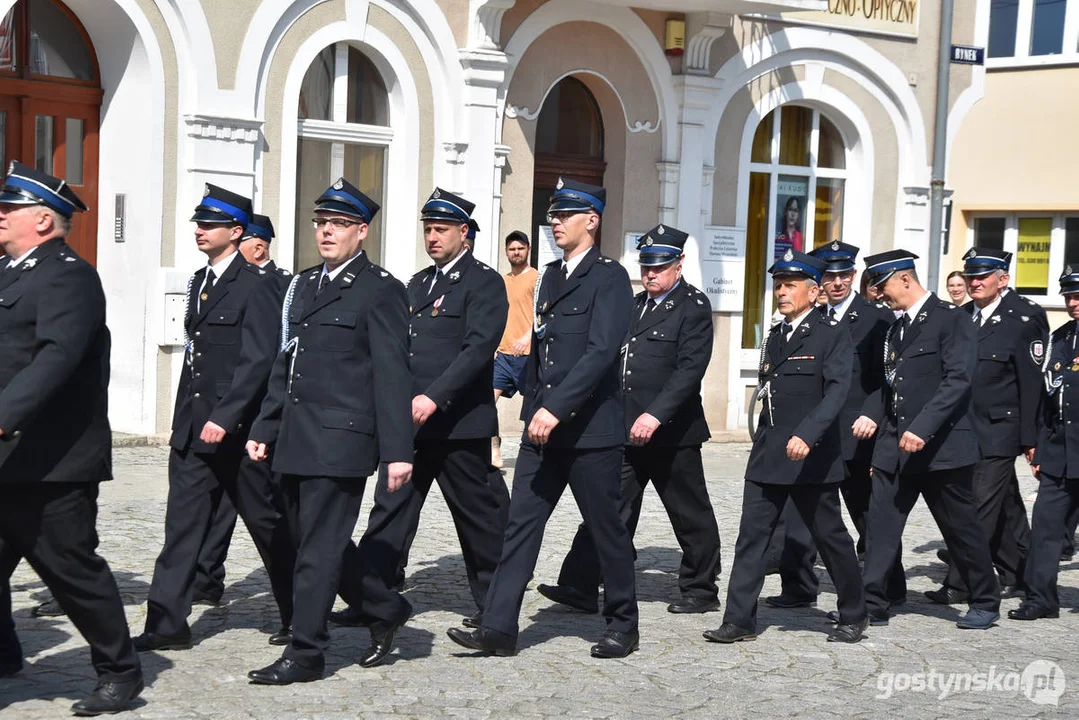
774, 176, 808, 261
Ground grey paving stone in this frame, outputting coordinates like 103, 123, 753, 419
1, 443, 1075, 718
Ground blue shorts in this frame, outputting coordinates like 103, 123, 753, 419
493, 352, 528, 397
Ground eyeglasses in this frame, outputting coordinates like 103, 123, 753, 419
312, 217, 361, 230
546, 210, 587, 224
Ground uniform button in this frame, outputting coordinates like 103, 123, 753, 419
194, 373, 201, 379
545, 383, 552, 389
296, 373, 302, 379
348, 421, 354, 427
570, 411, 577, 418
631, 337, 637, 342
299, 348, 305, 353
900, 416, 905, 421
897, 376, 903, 381
409, 352, 414, 357
196, 352, 202, 358
547, 361, 553, 367
626, 370, 632, 375
237, 423, 244, 431
302, 322, 309, 329
293, 398, 299, 404
194, 331, 201, 337
415, 313, 421, 318
194, 393, 201, 398
11, 430, 20, 438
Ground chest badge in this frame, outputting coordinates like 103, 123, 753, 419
1054, 361, 1062, 371
432, 294, 445, 317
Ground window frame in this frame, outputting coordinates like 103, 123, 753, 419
986, 0, 1079, 67
295, 42, 391, 264
969, 211, 1079, 306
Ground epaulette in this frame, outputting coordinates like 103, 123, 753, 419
1024, 296, 1038, 306
278, 267, 292, 277
874, 301, 889, 310
242, 263, 267, 276
1051, 323, 1072, 340
634, 289, 647, 302
366, 262, 392, 279
474, 259, 497, 273
300, 264, 322, 276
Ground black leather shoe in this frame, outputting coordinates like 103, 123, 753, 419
667, 597, 721, 614
0, 659, 22, 678
956, 608, 999, 629
764, 594, 816, 609
1061, 551, 1074, 562
827, 610, 889, 626
936, 548, 951, 565
536, 584, 598, 613
71, 677, 144, 716
31, 598, 65, 618
446, 627, 516, 656
924, 586, 968, 605
590, 630, 639, 658
999, 584, 1026, 600
133, 631, 192, 652
702, 623, 757, 643
462, 611, 483, 629
827, 615, 870, 643
268, 626, 292, 646
248, 657, 322, 685
1008, 603, 1059, 621
359, 614, 408, 668
328, 606, 373, 627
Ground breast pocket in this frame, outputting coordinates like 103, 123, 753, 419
639, 333, 677, 357
558, 301, 591, 334
318, 311, 357, 351
779, 361, 819, 395
427, 302, 463, 338
205, 309, 240, 345
0, 290, 22, 333
905, 341, 939, 376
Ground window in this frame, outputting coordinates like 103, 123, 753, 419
0, 0, 97, 82
741, 106, 848, 348
295, 44, 389, 269
970, 213, 1079, 301
988, 0, 1078, 61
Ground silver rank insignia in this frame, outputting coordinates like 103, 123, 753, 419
646, 237, 653, 246
831, 241, 840, 250
203, 184, 211, 197
657, 225, 666, 235
556, 178, 564, 190
783, 248, 794, 262
333, 179, 344, 190
1066, 265, 1074, 276
433, 188, 441, 198
381, 271, 388, 277
450, 271, 460, 281
964, 248, 977, 260
1054, 361, 1062, 371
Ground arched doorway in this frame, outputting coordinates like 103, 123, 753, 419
531, 76, 604, 265
0, 0, 101, 264
294, 43, 389, 271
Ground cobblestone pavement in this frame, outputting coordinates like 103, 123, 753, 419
2, 442, 1076, 718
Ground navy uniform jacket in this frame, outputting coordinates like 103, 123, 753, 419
827, 293, 893, 463
170, 256, 282, 454
1033, 320, 1079, 479
1002, 288, 1049, 335
250, 252, 413, 478
867, 294, 979, 474
405, 250, 508, 441
622, 281, 711, 447
0, 239, 111, 484
263, 259, 293, 294
747, 308, 852, 485
524, 246, 633, 449
962, 299, 1043, 457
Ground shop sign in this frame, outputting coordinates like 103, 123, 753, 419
701, 226, 746, 312
777, 0, 919, 37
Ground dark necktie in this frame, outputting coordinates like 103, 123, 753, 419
781, 322, 793, 351
198, 268, 216, 313
554, 264, 568, 295
828, 307, 837, 322
895, 315, 911, 353
316, 272, 329, 296
428, 268, 442, 295
972, 309, 981, 326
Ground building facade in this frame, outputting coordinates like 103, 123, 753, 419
0, 0, 988, 437
948, 0, 1079, 333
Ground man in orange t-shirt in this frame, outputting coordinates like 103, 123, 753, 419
492, 231, 537, 467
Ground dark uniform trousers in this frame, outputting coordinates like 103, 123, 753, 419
0, 240, 139, 682
194, 491, 238, 600
339, 439, 509, 611
147, 442, 295, 637
147, 258, 295, 638
862, 295, 999, 616
482, 443, 637, 638
555, 445, 721, 600
1025, 473, 1079, 611
481, 247, 637, 640
725, 309, 864, 630
0, 483, 140, 682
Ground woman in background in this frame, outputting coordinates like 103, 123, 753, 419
946, 270, 968, 305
